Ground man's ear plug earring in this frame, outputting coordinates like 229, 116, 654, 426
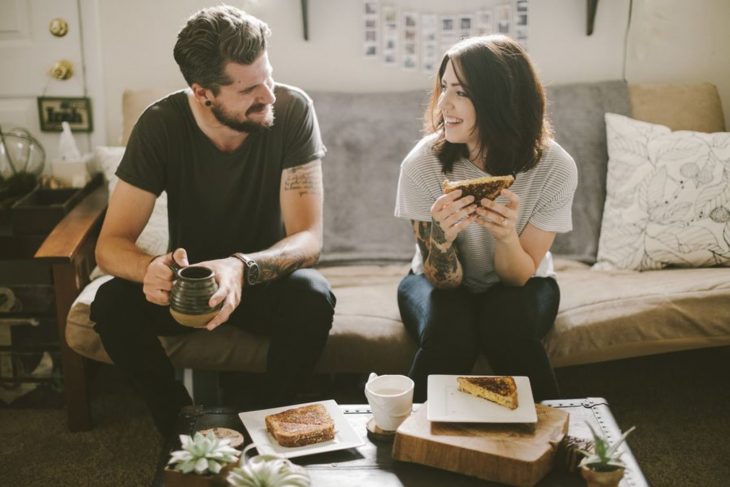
205, 100, 212, 107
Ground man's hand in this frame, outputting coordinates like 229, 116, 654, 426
143, 248, 189, 305
195, 256, 245, 331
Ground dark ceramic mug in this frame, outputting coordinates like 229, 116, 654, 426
169, 265, 222, 328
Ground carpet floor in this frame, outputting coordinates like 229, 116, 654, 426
1, 346, 729, 487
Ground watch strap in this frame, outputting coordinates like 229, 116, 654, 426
231, 253, 258, 287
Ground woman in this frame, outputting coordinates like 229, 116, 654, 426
395, 35, 577, 402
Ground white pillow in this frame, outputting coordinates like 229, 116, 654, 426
93, 146, 169, 257
594, 114, 730, 271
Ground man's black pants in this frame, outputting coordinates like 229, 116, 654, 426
91, 268, 335, 435
397, 273, 560, 402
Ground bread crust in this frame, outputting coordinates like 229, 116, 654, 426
264, 404, 335, 447
457, 376, 519, 410
442, 175, 515, 202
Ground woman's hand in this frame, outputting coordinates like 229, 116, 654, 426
195, 256, 244, 331
474, 189, 520, 242
143, 248, 189, 305
430, 189, 477, 244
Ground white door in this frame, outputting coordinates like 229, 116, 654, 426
0, 0, 99, 165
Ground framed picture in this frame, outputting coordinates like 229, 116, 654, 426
37, 96, 93, 132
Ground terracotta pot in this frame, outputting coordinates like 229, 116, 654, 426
163, 463, 234, 487
169, 265, 222, 328
580, 465, 625, 487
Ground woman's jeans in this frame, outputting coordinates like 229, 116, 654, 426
397, 272, 561, 402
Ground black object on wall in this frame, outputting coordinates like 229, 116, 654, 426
587, 0, 599, 35
301, 0, 309, 40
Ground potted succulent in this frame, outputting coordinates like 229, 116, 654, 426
578, 422, 636, 487
165, 431, 240, 487
226, 444, 311, 487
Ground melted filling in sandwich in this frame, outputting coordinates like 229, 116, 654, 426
457, 376, 519, 410
265, 404, 335, 447
442, 175, 515, 202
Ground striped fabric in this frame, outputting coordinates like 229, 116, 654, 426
395, 134, 578, 292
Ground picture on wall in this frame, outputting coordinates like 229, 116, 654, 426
364, 0, 379, 57
382, 4, 398, 65
402, 12, 418, 70
363, 1, 529, 69
421, 13, 438, 73
37, 96, 93, 132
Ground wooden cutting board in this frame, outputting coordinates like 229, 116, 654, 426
392, 403, 569, 487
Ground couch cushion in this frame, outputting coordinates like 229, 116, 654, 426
309, 91, 428, 264
595, 113, 730, 271
545, 80, 632, 263
549, 258, 730, 367
629, 83, 726, 133
66, 264, 415, 373
67, 261, 730, 371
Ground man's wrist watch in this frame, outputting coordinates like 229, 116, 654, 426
231, 253, 260, 287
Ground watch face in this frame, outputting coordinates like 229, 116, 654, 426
247, 262, 259, 285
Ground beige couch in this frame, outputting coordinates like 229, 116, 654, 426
49, 81, 730, 431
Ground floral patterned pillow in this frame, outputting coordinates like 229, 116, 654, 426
594, 114, 730, 271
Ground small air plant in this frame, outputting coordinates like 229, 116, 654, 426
226, 445, 311, 487
579, 422, 636, 472
168, 431, 240, 475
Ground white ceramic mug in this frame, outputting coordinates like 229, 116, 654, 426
364, 373, 414, 431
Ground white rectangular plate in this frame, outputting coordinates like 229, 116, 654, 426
427, 375, 537, 423
238, 399, 364, 459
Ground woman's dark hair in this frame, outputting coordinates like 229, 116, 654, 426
425, 35, 552, 175
173, 5, 271, 94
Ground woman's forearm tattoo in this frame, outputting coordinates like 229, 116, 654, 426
412, 220, 462, 285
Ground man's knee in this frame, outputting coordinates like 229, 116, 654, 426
278, 269, 336, 331
90, 278, 142, 325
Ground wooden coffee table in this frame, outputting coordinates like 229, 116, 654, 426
154, 398, 648, 486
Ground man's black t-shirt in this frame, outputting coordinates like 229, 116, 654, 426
116, 84, 326, 263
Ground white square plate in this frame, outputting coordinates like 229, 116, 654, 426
238, 399, 364, 459
427, 375, 537, 423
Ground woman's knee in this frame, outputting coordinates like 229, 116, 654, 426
399, 275, 475, 340
480, 278, 560, 340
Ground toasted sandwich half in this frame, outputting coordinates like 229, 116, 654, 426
457, 376, 519, 410
264, 404, 335, 447
442, 175, 515, 202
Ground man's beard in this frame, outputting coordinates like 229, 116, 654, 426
211, 102, 274, 133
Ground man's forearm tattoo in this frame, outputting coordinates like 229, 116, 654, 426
256, 250, 314, 283
284, 164, 322, 197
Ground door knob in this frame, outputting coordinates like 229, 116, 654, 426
50, 60, 74, 80
49, 18, 69, 37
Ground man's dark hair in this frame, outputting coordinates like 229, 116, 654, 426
173, 5, 271, 94
425, 35, 552, 175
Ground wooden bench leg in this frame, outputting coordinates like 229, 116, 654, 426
60, 345, 92, 431
53, 264, 92, 431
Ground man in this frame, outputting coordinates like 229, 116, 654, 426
91, 5, 335, 435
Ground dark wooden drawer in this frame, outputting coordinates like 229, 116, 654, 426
0, 285, 55, 315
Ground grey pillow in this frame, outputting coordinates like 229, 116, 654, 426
546, 80, 631, 263
311, 81, 631, 266
310, 91, 429, 264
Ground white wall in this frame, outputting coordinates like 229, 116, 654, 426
93, 0, 730, 144
626, 0, 730, 121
